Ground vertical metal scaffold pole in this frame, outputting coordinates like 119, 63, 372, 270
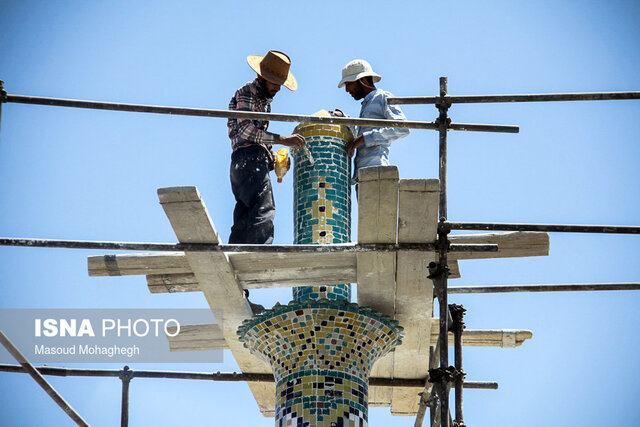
450, 304, 467, 426
0, 80, 7, 136
437, 76, 451, 427
120, 366, 133, 427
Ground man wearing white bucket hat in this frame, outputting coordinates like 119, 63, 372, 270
227, 50, 306, 244
335, 59, 409, 185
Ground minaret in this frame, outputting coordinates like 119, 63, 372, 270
238, 113, 403, 426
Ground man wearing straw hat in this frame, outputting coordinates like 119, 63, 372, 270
335, 59, 409, 186
227, 50, 306, 244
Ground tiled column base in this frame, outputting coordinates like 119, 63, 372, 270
237, 300, 403, 427
276, 371, 368, 427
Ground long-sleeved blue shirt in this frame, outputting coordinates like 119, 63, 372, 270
353, 88, 409, 183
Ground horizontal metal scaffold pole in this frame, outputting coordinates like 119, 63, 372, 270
388, 91, 640, 105
446, 221, 640, 234
0, 364, 498, 390
4, 94, 519, 133
449, 283, 640, 294
0, 237, 497, 253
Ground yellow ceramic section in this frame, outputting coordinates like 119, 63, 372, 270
294, 110, 354, 142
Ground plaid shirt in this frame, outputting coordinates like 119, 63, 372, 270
228, 78, 276, 152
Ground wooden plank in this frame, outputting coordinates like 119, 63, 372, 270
228, 251, 356, 289
396, 179, 440, 244
87, 233, 544, 286
391, 179, 439, 416
169, 339, 227, 352
166, 324, 227, 352
446, 231, 547, 280
147, 273, 200, 293
356, 165, 400, 311
449, 231, 549, 261
167, 323, 224, 340
157, 186, 274, 417
429, 322, 533, 347
165, 323, 226, 351
88, 252, 190, 277
356, 165, 400, 407
163, 323, 532, 351
90, 251, 357, 291
448, 260, 460, 279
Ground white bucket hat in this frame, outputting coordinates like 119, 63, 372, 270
338, 59, 382, 88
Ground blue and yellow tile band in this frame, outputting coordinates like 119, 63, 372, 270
292, 119, 352, 302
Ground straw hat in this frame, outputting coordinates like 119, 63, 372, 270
338, 59, 382, 88
247, 50, 298, 91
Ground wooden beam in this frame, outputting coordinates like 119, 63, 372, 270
448, 260, 460, 279
147, 273, 200, 293
166, 324, 226, 352
157, 186, 275, 417
86, 231, 545, 280
87, 252, 190, 277
91, 236, 532, 289
89, 251, 357, 291
88, 231, 543, 294
429, 322, 533, 347
94, 255, 455, 294
356, 165, 400, 407
391, 179, 439, 416
397, 179, 440, 244
228, 251, 356, 288
449, 231, 549, 261
165, 323, 531, 352
356, 165, 400, 312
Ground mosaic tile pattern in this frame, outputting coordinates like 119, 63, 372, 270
236, 119, 405, 426
237, 300, 403, 427
292, 122, 353, 302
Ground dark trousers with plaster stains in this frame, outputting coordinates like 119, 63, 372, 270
229, 145, 275, 244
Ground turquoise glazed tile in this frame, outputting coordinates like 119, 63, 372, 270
236, 121, 405, 426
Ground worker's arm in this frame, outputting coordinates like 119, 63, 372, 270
276, 134, 306, 149
345, 135, 364, 157
360, 93, 410, 147
232, 86, 305, 149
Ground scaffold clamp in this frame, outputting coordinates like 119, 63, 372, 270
449, 304, 467, 330
119, 365, 133, 382
428, 366, 459, 384
427, 261, 450, 280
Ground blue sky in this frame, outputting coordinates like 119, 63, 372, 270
1, 1, 639, 425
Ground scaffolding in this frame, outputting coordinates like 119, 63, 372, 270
0, 78, 639, 426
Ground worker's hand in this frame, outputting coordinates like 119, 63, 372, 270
345, 135, 364, 157
279, 134, 306, 149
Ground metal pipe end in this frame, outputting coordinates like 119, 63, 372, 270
0, 80, 6, 102
427, 261, 440, 278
